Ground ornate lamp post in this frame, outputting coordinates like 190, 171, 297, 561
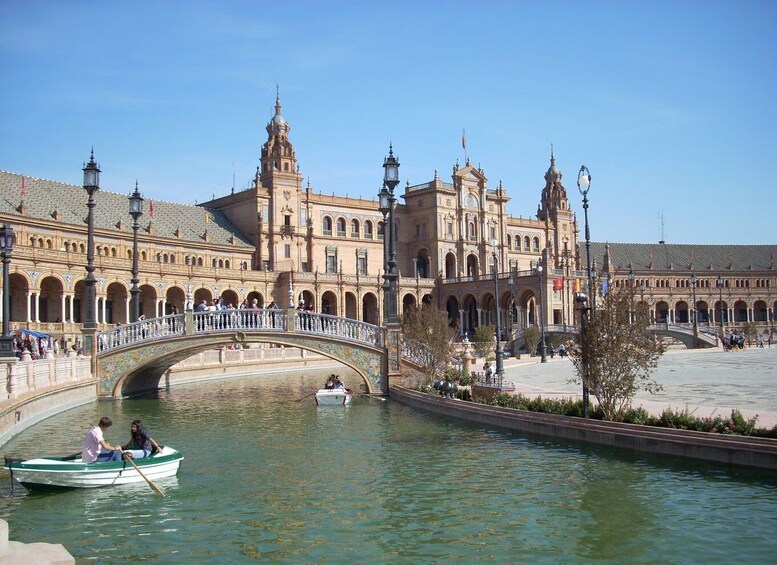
628, 268, 635, 323
0, 224, 15, 356
716, 275, 725, 339
689, 273, 698, 348
83, 151, 101, 330
490, 238, 505, 378
575, 291, 590, 418
577, 166, 594, 312
535, 261, 547, 363
380, 145, 400, 325
128, 183, 144, 323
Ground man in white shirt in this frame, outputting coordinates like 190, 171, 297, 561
82, 417, 123, 463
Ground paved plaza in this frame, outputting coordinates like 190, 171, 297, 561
499, 346, 777, 428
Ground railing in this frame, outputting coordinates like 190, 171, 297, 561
192, 308, 287, 333
401, 339, 436, 369
98, 314, 184, 352
296, 311, 385, 347
96, 309, 384, 353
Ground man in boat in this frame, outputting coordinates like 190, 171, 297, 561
324, 374, 336, 389
82, 417, 123, 463
333, 376, 346, 390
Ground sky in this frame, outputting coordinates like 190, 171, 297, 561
1, 0, 775, 245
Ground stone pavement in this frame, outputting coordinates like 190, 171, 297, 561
493, 350, 777, 429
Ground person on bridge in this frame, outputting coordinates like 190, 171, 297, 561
122, 420, 163, 459
82, 417, 123, 463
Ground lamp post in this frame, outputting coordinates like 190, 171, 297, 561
575, 291, 590, 418
536, 261, 547, 363
689, 273, 698, 348
0, 224, 15, 356
83, 150, 101, 330
716, 275, 725, 339
490, 239, 505, 378
628, 268, 635, 323
577, 166, 594, 312
380, 145, 400, 325
128, 183, 144, 323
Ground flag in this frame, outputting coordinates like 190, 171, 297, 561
20, 176, 27, 197
149, 200, 155, 218
461, 129, 466, 150
553, 277, 564, 291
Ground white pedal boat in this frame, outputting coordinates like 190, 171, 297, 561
315, 389, 353, 405
3, 446, 183, 491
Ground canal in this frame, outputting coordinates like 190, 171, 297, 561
2, 367, 776, 563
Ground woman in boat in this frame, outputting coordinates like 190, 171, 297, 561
333, 376, 345, 390
82, 417, 123, 463
122, 420, 163, 459
324, 374, 336, 389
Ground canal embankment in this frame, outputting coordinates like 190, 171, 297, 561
389, 385, 777, 470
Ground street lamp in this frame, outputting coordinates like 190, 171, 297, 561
577, 165, 594, 312
0, 223, 15, 356
380, 144, 399, 324
128, 182, 144, 323
628, 268, 635, 323
491, 238, 505, 378
536, 261, 547, 363
575, 291, 590, 418
716, 275, 725, 339
689, 273, 698, 348
83, 150, 101, 330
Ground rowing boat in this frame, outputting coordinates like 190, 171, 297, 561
3, 446, 183, 491
315, 389, 353, 405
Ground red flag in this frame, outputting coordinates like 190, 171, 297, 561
20, 176, 27, 197
553, 277, 564, 291
149, 200, 155, 218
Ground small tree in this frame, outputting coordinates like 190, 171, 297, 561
401, 305, 458, 382
472, 325, 495, 359
568, 286, 666, 421
523, 326, 540, 356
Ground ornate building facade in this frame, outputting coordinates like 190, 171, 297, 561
1, 95, 775, 345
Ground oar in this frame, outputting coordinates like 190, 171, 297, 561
124, 454, 165, 497
296, 391, 318, 402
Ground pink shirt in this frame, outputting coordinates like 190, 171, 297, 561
82, 426, 103, 463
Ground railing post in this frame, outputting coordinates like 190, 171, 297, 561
287, 307, 296, 332
184, 311, 194, 336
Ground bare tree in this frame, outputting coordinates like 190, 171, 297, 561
401, 305, 458, 381
569, 285, 665, 420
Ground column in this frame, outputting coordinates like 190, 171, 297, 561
61, 294, 66, 324
34, 292, 40, 323
459, 309, 465, 337
100, 296, 106, 325
125, 296, 130, 324
25, 291, 31, 322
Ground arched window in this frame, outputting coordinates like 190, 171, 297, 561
197, 257, 203, 267
468, 222, 476, 240
351, 219, 360, 238
524, 236, 530, 251
364, 220, 373, 239
378, 221, 385, 240
337, 218, 346, 236
532, 237, 540, 252
225, 260, 230, 269
323, 216, 333, 235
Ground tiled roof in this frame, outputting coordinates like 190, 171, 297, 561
584, 242, 777, 274
0, 171, 253, 247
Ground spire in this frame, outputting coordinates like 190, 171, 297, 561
275, 84, 281, 117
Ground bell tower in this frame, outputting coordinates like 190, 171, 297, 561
537, 147, 577, 269
259, 87, 297, 187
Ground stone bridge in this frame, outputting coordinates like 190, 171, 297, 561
96, 309, 390, 398
510, 323, 718, 350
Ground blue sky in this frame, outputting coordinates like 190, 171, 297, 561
1, 0, 775, 245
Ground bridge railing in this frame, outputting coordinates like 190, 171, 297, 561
97, 308, 385, 353
295, 311, 385, 347
98, 314, 185, 352
192, 308, 287, 333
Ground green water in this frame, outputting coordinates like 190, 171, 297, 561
2, 370, 776, 563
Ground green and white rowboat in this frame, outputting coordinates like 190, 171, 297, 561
3, 446, 184, 491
